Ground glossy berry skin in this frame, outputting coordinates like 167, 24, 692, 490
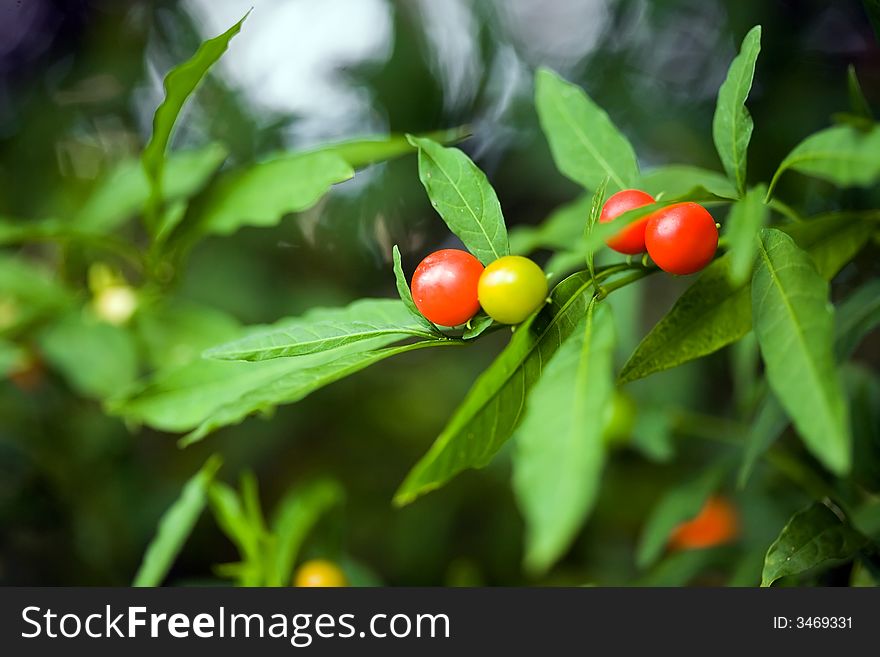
599, 189, 656, 254
668, 496, 739, 551
477, 255, 548, 325
293, 559, 348, 587
411, 249, 484, 327
645, 202, 718, 275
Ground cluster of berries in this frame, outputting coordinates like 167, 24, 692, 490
600, 189, 719, 275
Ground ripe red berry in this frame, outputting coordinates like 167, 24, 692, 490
410, 249, 484, 326
599, 189, 656, 254
645, 202, 718, 275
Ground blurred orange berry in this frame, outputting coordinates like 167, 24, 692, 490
668, 496, 739, 550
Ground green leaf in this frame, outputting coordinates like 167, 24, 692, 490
834, 279, 880, 360
535, 67, 639, 192
639, 165, 739, 201
618, 214, 872, 384
712, 25, 762, 195
132, 454, 222, 586
847, 64, 873, 119
141, 13, 247, 224
180, 151, 354, 238
315, 127, 469, 169
77, 144, 227, 233
636, 463, 729, 568
394, 270, 596, 506
39, 311, 138, 400
204, 299, 438, 361
407, 136, 509, 265
761, 503, 867, 586
268, 479, 344, 587
739, 279, 880, 488
462, 312, 495, 340
183, 340, 458, 446
513, 301, 615, 573
752, 228, 850, 474
509, 195, 592, 255
585, 178, 608, 282
723, 185, 769, 284
208, 481, 264, 585
392, 245, 436, 330
0, 254, 72, 336
767, 125, 880, 199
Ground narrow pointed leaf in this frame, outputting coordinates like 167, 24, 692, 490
618, 214, 872, 384
133, 455, 222, 586
712, 26, 762, 194
142, 13, 247, 219
752, 228, 850, 474
724, 185, 769, 284
739, 278, 880, 487
847, 64, 873, 119
767, 125, 880, 198
394, 270, 595, 506
269, 479, 344, 587
513, 302, 615, 573
535, 68, 638, 192
407, 136, 508, 265
183, 340, 460, 445
392, 245, 435, 329
204, 299, 437, 361
761, 503, 867, 586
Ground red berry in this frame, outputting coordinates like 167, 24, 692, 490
599, 189, 656, 254
410, 249, 483, 326
645, 202, 718, 275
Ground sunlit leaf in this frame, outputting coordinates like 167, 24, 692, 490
761, 503, 867, 586
513, 301, 615, 573
204, 299, 439, 361
712, 25, 762, 195
133, 455, 222, 587
316, 127, 469, 169
407, 136, 509, 265
535, 68, 638, 192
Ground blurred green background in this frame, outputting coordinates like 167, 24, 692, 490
1, 0, 878, 586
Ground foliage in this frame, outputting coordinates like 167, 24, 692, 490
2, 9, 878, 588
